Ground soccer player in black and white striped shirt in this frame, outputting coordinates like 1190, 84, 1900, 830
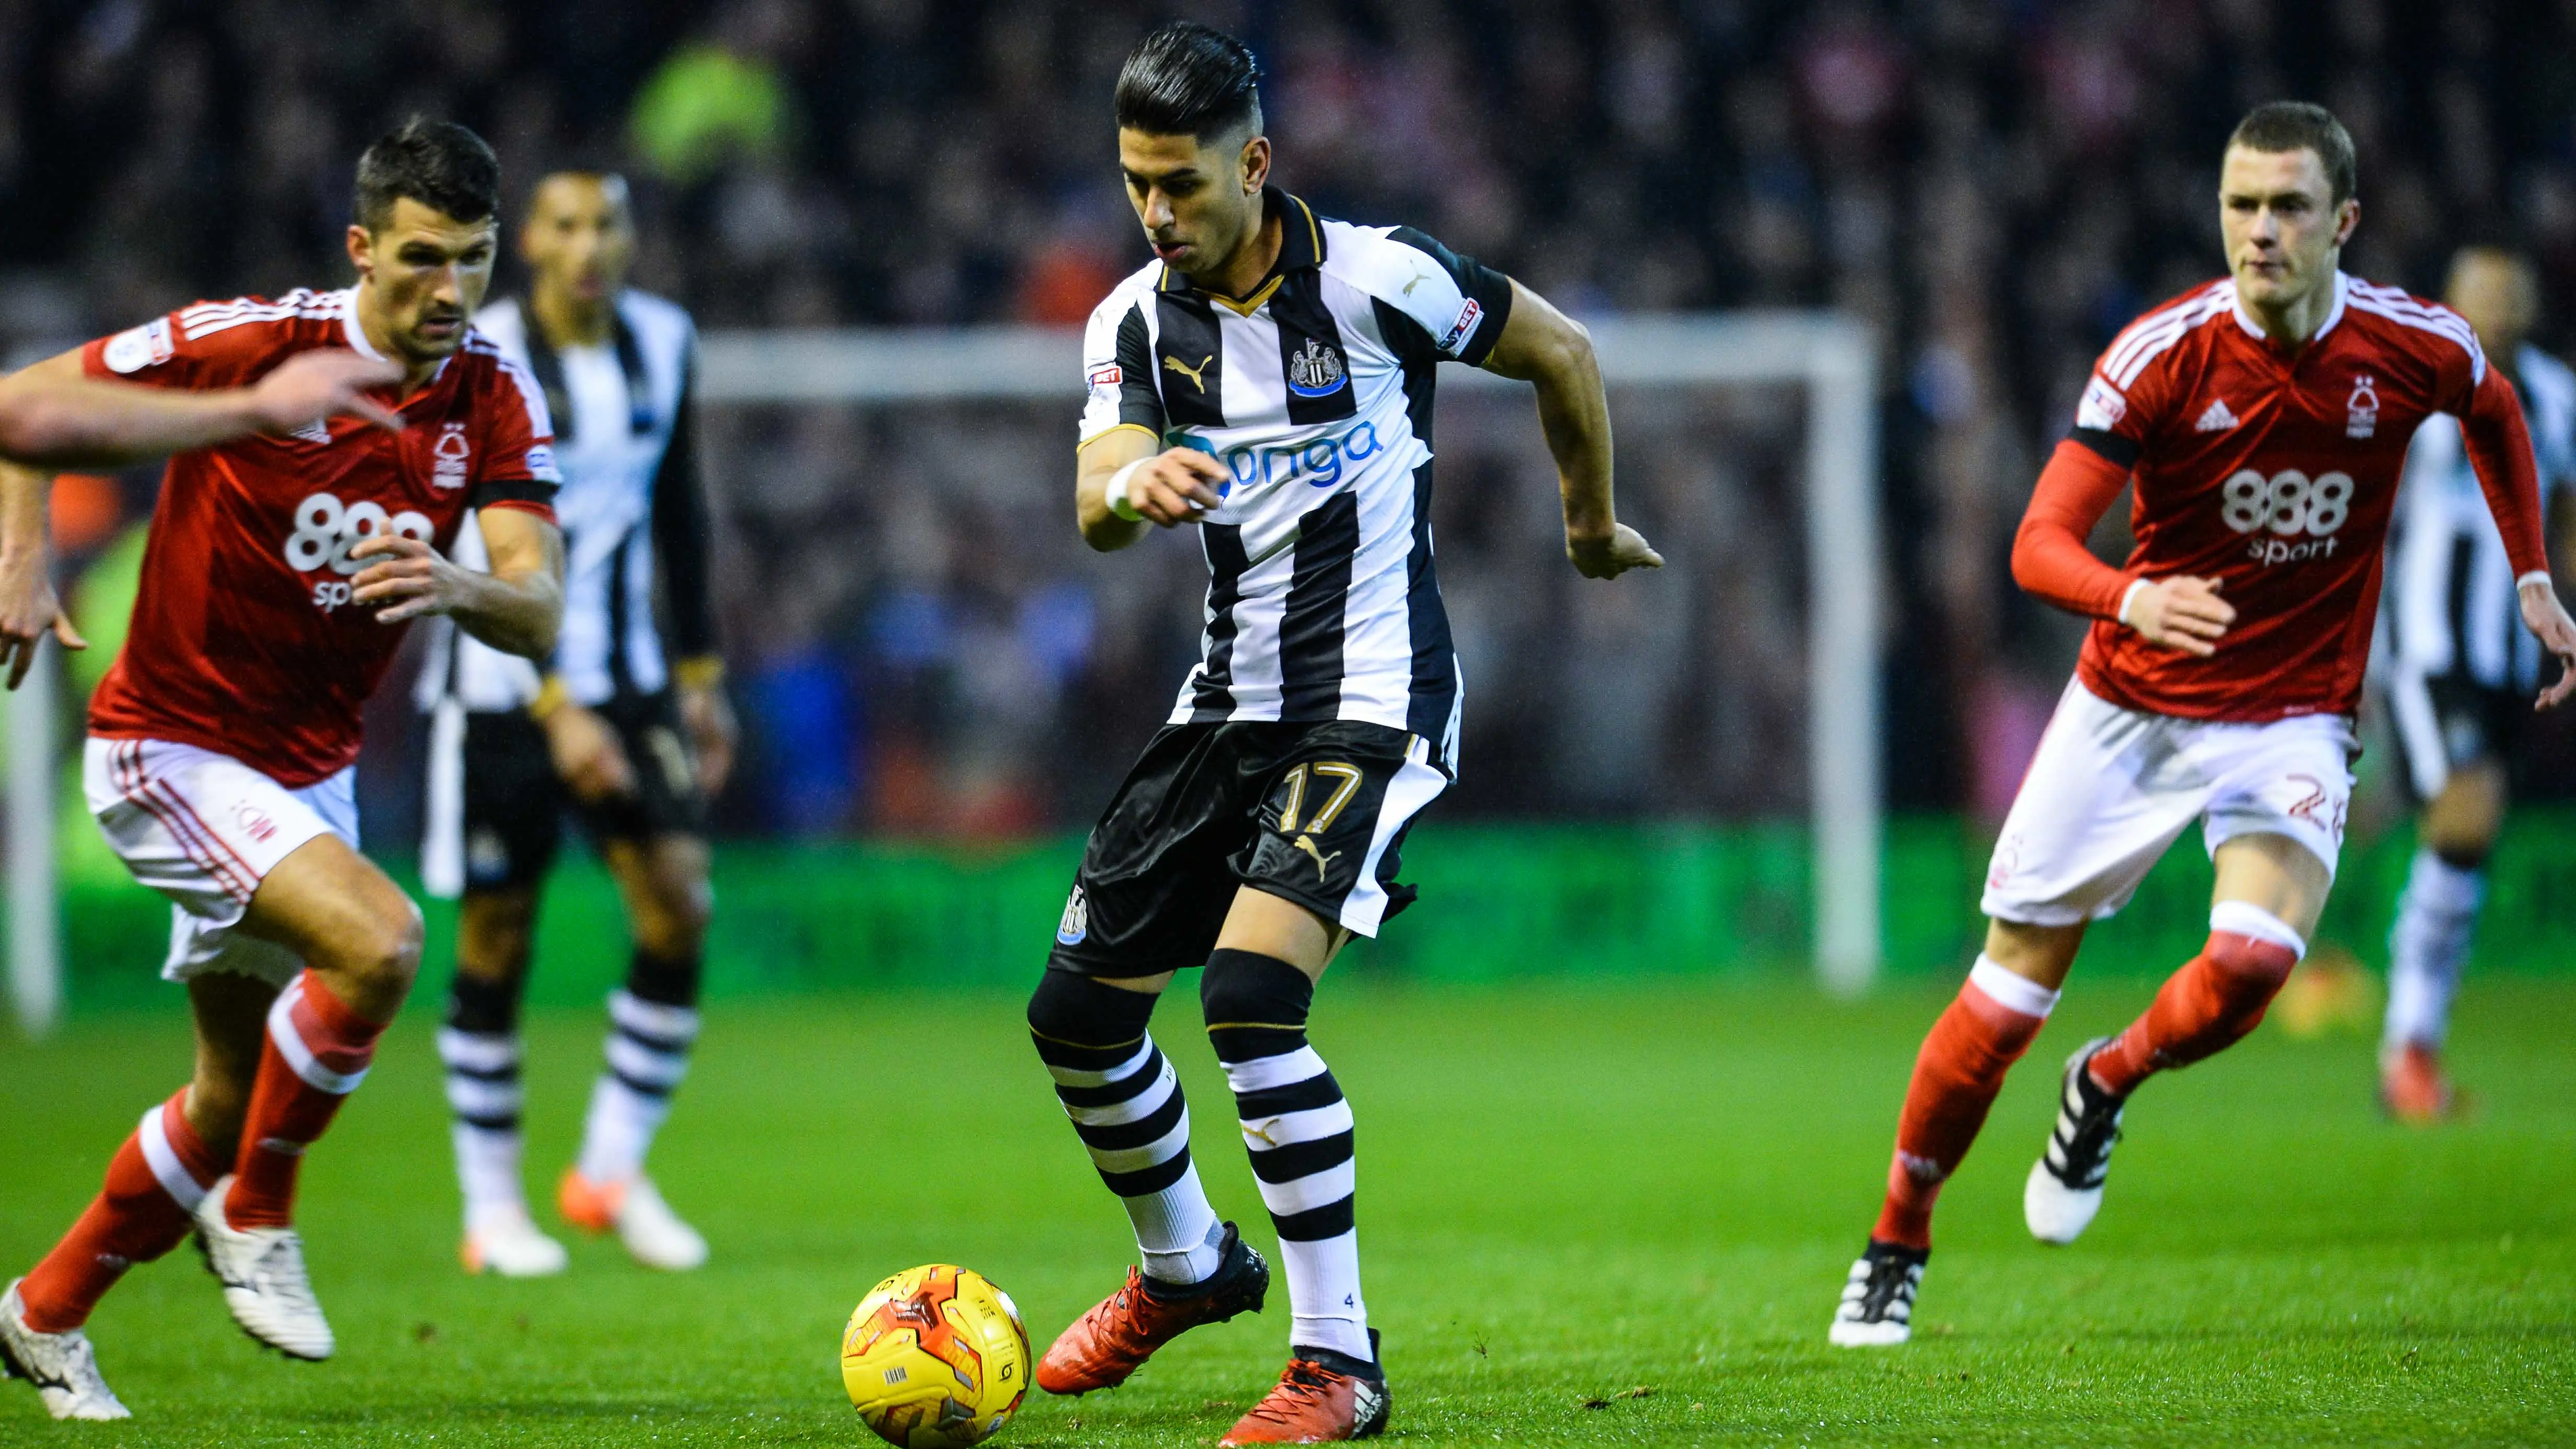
1024, 22, 1659, 1445
2374, 246, 2576, 1119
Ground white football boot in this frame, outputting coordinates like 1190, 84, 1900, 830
192, 1176, 334, 1360
615, 1178, 708, 1271
2025, 1037, 2129, 1245
461, 1207, 569, 1278
0, 1280, 131, 1421
1827, 1245, 1926, 1347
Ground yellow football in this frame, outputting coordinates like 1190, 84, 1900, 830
840, 1264, 1031, 1448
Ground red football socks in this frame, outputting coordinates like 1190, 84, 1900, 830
1871, 958, 2059, 1252
18, 1090, 220, 1332
2088, 917, 2301, 1097
223, 971, 386, 1230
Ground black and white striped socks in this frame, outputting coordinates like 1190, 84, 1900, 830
1028, 970, 1226, 1285
574, 952, 702, 1186
1202, 949, 1368, 1362
440, 972, 527, 1229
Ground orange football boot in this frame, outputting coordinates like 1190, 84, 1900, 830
1036, 1222, 1267, 1395
2380, 1043, 2456, 1124
1220, 1332, 1389, 1445
556, 1168, 625, 1234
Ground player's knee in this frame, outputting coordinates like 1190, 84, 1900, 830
343, 894, 426, 998
2205, 902, 2303, 1001
632, 859, 714, 957
1027, 968, 1157, 1052
1200, 949, 1315, 1064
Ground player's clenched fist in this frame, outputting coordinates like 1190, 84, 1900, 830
2121, 575, 2236, 657
1566, 521, 1664, 579
1107, 447, 1227, 526
542, 702, 637, 802
347, 533, 477, 624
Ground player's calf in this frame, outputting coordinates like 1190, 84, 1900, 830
2087, 903, 2304, 1095
15, 1092, 220, 1337
1204, 949, 1375, 1370
561, 948, 708, 1270
1028, 967, 1262, 1394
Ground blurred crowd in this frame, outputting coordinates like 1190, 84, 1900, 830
5, 0, 2575, 836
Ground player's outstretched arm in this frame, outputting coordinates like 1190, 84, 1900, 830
1479, 280, 1660, 579
1075, 426, 1224, 552
348, 507, 564, 659
0, 462, 87, 689
0, 349, 402, 470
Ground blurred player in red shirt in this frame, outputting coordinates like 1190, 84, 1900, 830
1829, 103, 2576, 1348
0, 120, 564, 1421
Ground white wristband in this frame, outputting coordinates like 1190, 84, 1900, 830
2517, 570, 2555, 592
1105, 459, 1147, 522
2117, 578, 2150, 628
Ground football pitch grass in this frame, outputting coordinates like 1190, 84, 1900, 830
4, 975, 2572, 1446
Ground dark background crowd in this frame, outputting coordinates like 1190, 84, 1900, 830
5, 0, 2575, 841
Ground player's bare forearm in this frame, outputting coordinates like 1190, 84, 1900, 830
1076, 428, 1223, 551
348, 508, 562, 658
1482, 280, 1660, 578
453, 510, 565, 659
0, 350, 401, 469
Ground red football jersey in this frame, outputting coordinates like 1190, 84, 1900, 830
2056, 272, 2546, 722
84, 288, 560, 786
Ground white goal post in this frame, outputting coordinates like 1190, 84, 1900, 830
2, 312, 1881, 1036
698, 312, 1885, 989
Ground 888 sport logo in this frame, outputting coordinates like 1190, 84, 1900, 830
284, 492, 433, 612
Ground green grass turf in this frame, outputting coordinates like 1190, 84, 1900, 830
3, 975, 2572, 1446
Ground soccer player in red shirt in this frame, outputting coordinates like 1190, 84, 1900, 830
0, 119, 565, 1420
1830, 103, 2576, 1347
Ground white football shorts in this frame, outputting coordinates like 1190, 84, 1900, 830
84, 735, 359, 985
1980, 680, 2355, 927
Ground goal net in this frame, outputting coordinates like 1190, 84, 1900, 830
690, 313, 1883, 988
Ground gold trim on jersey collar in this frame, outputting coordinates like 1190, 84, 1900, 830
1156, 189, 1324, 313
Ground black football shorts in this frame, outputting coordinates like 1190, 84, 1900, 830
456, 688, 710, 892
2380, 665, 2528, 804
1046, 719, 1450, 977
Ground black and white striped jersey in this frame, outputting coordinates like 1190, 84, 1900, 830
416, 290, 712, 713
1081, 188, 1514, 772
2384, 341, 2576, 694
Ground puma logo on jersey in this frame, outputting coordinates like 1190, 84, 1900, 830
1292, 835, 1342, 880
1163, 353, 1213, 393
2193, 398, 2239, 433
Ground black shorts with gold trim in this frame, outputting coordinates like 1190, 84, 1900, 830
1046, 719, 1449, 977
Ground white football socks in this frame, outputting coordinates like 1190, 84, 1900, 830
1131, 1179, 1226, 1286
2386, 847, 2482, 1052
574, 991, 698, 1184
439, 1026, 529, 1229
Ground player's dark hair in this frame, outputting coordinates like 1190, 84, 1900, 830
1115, 20, 1263, 141
2228, 102, 2358, 204
354, 117, 501, 230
